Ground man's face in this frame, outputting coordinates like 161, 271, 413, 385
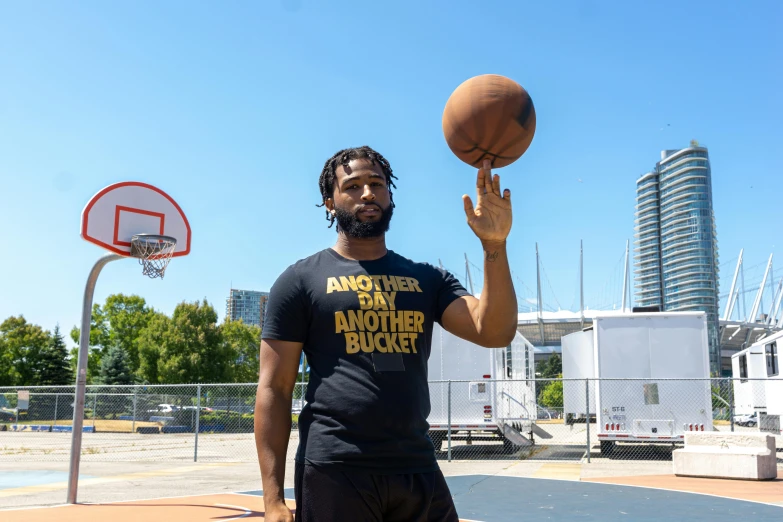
326, 158, 393, 238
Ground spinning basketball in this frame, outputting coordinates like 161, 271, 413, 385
442, 74, 536, 168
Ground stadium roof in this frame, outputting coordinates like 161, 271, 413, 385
516, 310, 782, 355
517, 310, 605, 347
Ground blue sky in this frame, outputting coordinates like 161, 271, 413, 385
1, 1, 781, 343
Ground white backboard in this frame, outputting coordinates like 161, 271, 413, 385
80, 181, 191, 257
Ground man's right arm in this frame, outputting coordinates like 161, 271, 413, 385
254, 338, 303, 518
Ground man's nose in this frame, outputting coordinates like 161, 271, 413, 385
361, 185, 375, 201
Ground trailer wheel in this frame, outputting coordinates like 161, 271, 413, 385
600, 441, 615, 456
428, 430, 446, 451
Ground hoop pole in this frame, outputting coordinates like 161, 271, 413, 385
67, 252, 123, 505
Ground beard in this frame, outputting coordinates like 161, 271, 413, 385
334, 203, 393, 238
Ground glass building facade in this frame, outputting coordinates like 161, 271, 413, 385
634, 143, 720, 372
226, 289, 270, 330
635, 171, 663, 308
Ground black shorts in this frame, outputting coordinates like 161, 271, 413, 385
294, 461, 459, 522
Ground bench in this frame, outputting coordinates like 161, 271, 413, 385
673, 432, 778, 480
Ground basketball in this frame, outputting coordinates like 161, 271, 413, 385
442, 74, 536, 169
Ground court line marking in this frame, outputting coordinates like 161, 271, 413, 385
580, 476, 783, 509
226, 491, 485, 521
531, 463, 582, 480
214, 503, 252, 520
0, 503, 71, 512
0, 463, 237, 499
0, 490, 259, 512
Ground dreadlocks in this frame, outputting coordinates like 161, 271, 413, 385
317, 146, 398, 228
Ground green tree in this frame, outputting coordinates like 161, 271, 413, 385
538, 353, 562, 378
711, 381, 731, 414
136, 311, 170, 384
101, 294, 155, 372
540, 376, 564, 408
0, 333, 17, 386
1, 316, 51, 385
137, 300, 232, 384
37, 325, 73, 385
220, 318, 261, 383
98, 343, 135, 385
70, 303, 110, 384
535, 352, 562, 404
161, 299, 230, 383
71, 294, 155, 380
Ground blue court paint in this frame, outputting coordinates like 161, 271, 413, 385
239, 475, 781, 522
0, 470, 94, 491
445, 475, 782, 522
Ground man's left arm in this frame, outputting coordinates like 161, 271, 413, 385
440, 159, 518, 348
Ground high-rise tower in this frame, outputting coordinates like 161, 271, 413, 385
634, 141, 720, 371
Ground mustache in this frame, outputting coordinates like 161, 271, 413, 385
356, 204, 382, 212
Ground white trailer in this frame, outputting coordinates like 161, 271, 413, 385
731, 329, 782, 434
562, 329, 595, 424
731, 344, 768, 416
427, 322, 536, 451
561, 310, 713, 455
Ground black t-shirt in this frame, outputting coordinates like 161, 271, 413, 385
262, 247, 471, 474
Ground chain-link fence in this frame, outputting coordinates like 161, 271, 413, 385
0, 383, 297, 463
2, 379, 781, 464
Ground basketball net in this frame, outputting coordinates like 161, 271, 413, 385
130, 234, 177, 279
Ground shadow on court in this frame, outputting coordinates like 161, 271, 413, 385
435, 441, 588, 461
589, 443, 678, 461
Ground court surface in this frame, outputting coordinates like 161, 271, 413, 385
2, 473, 781, 521
0, 470, 94, 491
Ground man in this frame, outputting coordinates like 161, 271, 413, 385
254, 146, 517, 522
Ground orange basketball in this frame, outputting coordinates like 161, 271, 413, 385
442, 74, 536, 169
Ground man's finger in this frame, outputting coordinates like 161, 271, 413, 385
482, 159, 493, 194
462, 194, 475, 220
492, 172, 502, 196
504, 188, 511, 203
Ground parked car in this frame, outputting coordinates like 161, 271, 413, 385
733, 411, 758, 427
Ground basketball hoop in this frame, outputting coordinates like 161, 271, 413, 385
72, 182, 191, 504
130, 234, 177, 278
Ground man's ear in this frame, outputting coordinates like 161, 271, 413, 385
324, 198, 335, 214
